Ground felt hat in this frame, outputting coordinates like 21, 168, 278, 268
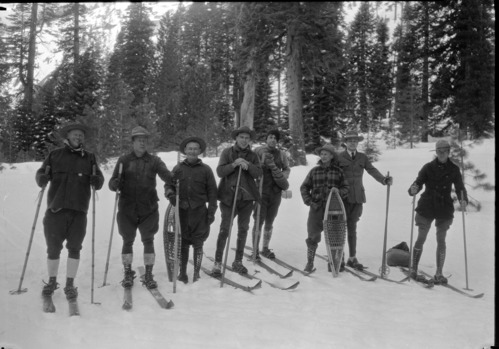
59, 123, 89, 138
131, 126, 150, 139
435, 139, 451, 150
342, 131, 364, 142
179, 136, 207, 154
231, 126, 256, 140
315, 144, 336, 156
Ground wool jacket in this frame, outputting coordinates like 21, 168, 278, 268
109, 151, 171, 215
337, 150, 386, 204
300, 159, 349, 206
166, 159, 218, 217
409, 158, 467, 220
216, 144, 262, 206
36, 146, 104, 213
254, 145, 290, 193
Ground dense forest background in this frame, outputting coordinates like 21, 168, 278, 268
0, 2, 495, 165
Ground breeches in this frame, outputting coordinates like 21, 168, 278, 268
43, 209, 87, 260
117, 209, 159, 254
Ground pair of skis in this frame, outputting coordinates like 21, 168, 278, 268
122, 266, 174, 310
194, 261, 262, 293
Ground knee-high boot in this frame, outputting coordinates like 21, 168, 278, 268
193, 246, 203, 282
178, 245, 189, 284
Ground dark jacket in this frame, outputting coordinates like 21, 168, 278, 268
337, 150, 386, 204
166, 159, 218, 217
36, 146, 104, 213
216, 144, 262, 206
409, 158, 467, 220
300, 160, 349, 206
109, 151, 171, 215
254, 145, 290, 193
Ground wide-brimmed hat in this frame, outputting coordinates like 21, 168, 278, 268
342, 131, 364, 142
180, 136, 207, 155
315, 144, 336, 156
231, 126, 256, 140
131, 126, 150, 139
60, 123, 89, 138
435, 139, 451, 150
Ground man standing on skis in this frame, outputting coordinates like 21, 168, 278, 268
251, 129, 290, 260
337, 130, 392, 271
165, 136, 218, 283
36, 122, 105, 302
109, 126, 171, 290
300, 144, 349, 273
408, 139, 467, 284
212, 126, 262, 275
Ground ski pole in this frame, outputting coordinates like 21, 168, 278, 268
406, 194, 417, 283
173, 178, 181, 293
221, 166, 243, 288
90, 165, 100, 304
379, 171, 390, 278
461, 190, 472, 290
10, 165, 50, 295
252, 153, 265, 263
101, 162, 123, 287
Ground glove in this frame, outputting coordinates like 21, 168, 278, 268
38, 173, 50, 188
168, 195, 176, 207
90, 175, 100, 187
233, 158, 249, 170
383, 176, 393, 186
207, 214, 215, 225
409, 184, 419, 195
264, 155, 277, 169
460, 200, 468, 210
110, 178, 122, 192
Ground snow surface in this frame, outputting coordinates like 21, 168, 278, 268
0, 138, 495, 349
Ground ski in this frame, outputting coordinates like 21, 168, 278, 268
206, 255, 299, 291
359, 268, 407, 284
122, 287, 133, 310
399, 267, 434, 289
316, 254, 376, 282
195, 261, 261, 292
244, 245, 314, 276
68, 298, 80, 316
137, 266, 174, 309
418, 270, 484, 299
240, 250, 293, 278
42, 295, 56, 313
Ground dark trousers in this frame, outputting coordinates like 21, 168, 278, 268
306, 203, 326, 248
215, 200, 254, 262
344, 202, 363, 258
43, 209, 87, 259
253, 191, 282, 231
179, 205, 210, 248
117, 209, 159, 254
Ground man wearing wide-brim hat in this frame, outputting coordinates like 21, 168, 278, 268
211, 125, 262, 276
36, 121, 105, 303
300, 143, 349, 273
337, 130, 392, 271
108, 125, 172, 290
164, 136, 217, 283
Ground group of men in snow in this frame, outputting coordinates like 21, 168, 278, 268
36, 123, 467, 301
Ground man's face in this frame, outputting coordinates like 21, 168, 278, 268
266, 134, 278, 149
185, 141, 201, 161
320, 150, 334, 163
236, 133, 251, 149
436, 147, 450, 162
67, 129, 85, 148
345, 139, 358, 152
132, 136, 148, 156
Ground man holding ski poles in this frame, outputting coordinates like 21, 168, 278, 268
108, 126, 172, 290
165, 136, 218, 283
251, 129, 290, 260
37, 122, 104, 302
212, 126, 262, 275
337, 131, 392, 271
300, 144, 349, 273
408, 139, 467, 284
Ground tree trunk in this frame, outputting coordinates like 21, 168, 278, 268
240, 52, 256, 128
25, 3, 38, 111
285, 18, 307, 166
421, 2, 430, 142
73, 3, 80, 69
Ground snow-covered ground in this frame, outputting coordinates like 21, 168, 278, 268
0, 137, 495, 349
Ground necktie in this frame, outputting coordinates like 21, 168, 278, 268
351, 152, 356, 160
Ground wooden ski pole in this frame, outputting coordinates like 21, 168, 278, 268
379, 172, 391, 278
406, 194, 417, 283
173, 178, 181, 293
458, 132, 472, 291
10, 165, 50, 295
101, 162, 122, 287
221, 166, 243, 288
252, 153, 265, 263
90, 165, 100, 304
